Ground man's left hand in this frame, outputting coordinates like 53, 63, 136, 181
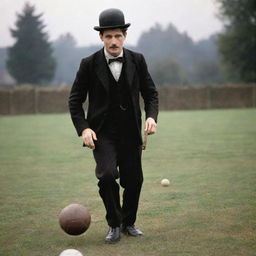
144, 117, 157, 135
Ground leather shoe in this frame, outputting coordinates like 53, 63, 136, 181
121, 225, 144, 236
105, 227, 121, 243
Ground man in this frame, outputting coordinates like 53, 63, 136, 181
69, 8, 158, 243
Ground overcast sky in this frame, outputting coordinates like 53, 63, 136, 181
0, 0, 223, 47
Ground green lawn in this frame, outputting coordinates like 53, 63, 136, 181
0, 109, 255, 256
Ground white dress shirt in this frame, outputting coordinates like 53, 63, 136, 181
104, 48, 123, 82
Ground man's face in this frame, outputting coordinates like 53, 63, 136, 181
100, 29, 126, 57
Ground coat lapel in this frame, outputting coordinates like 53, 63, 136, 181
94, 48, 135, 93
94, 48, 110, 93
124, 48, 136, 91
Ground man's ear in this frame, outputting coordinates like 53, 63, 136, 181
99, 32, 103, 41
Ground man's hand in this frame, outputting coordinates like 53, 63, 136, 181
82, 128, 97, 149
144, 117, 157, 135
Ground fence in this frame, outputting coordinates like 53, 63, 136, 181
0, 84, 255, 115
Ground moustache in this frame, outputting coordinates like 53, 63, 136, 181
110, 45, 118, 49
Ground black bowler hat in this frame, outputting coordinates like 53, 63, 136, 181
94, 8, 131, 31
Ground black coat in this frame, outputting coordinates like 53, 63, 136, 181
69, 48, 158, 145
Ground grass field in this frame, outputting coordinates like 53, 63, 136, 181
0, 109, 256, 256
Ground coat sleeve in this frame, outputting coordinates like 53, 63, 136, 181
138, 54, 159, 122
69, 58, 90, 136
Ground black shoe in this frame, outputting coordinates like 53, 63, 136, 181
121, 225, 144, 236
105, 227, 121, 244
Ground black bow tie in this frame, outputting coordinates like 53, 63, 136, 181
108, 57, 124, 64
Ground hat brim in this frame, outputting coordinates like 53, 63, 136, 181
94, 23, 131, 31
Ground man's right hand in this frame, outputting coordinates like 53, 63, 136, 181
82, 128, 97, 150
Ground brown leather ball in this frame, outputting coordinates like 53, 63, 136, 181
59, 204, 91, 236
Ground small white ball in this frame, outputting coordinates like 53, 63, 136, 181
59, 249, 83, 256
161, 178, 170, 187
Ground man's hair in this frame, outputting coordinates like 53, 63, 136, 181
99, 28, 127, 36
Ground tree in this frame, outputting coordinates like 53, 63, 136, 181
192, 60, 223, 85
136, 23, 224, 85
137, 23, 197, 68
53, 33, 78, 84
52, 34, 101, 84
149, 59, 188, 86
216, 0, 256, 82
6, 2, 56, 84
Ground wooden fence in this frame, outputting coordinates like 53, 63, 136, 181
0, 84, 255, 115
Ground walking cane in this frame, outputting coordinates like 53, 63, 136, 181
142, 131, 148, 150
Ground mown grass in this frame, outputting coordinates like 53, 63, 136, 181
0, 109, 255, 256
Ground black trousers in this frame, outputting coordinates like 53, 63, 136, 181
93, 117, 143, 228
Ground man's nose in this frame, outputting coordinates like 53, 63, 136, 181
110, 37, 117, 45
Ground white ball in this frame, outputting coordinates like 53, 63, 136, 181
161, 178, 170, 187
59, 249, 83, 256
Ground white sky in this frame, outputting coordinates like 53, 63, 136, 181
0, 0, 223, 47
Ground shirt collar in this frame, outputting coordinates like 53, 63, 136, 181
104, 47, 123, 62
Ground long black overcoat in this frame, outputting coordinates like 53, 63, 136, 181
69, 48, 158, 145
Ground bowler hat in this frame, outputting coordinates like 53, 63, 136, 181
94, 8, 130, 31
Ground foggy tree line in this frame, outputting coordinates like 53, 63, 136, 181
1, 1, 255, 86
51, 24, 224, 86
136, 23, 223, 85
